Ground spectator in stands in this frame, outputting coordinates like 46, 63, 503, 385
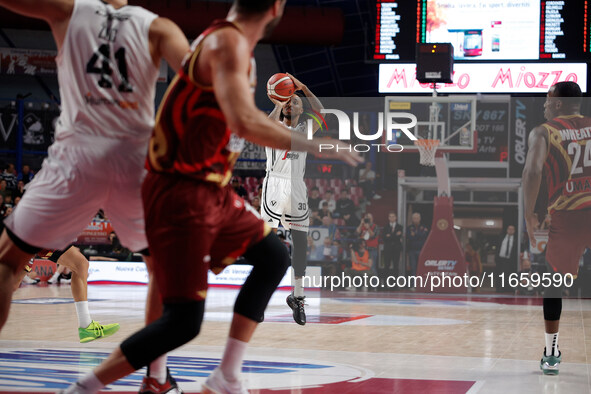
13, 180, 25, 199
13, 196, 20, 207
335, 189, 355, 218
0, 180, 8, 200
17, 164, 34, 184
342, 212, 359, 227
3, 195, 13, 209
257, 184, 263, 199
338, 211, 359, 239
250, 196, 261, 212
308, 187, 322, 211
319, 190, 336, 212
1, 163, 16, 191
358, 161, 380, 201
94, 209, 105, 220
319, 201, 333, 220
406, 212, 429, 277
318, 237, 339, 262
4, 206, 12, 217
382, 211, 403, 278
0, 195, 6, 217
310, 210, 323, 226
231, 177, 248, 198
346, 240, 373, 287
357, 212, 379, 275
321, 215, 337, 239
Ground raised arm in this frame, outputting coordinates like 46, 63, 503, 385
0, 0, 73, 49
288, 73, 324, 134
522, 126, 548, 244
148, 17, 190, 71
267, 100, 285, 122
203, 28, 361, 166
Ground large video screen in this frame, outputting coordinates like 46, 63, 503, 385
426, 0, 539, 60
372, 0, 590, 62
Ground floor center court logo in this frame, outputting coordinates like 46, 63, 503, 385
305, 109, 416, 153
0, 348, 366, 392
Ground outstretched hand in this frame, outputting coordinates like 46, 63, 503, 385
286, 72, 305, 91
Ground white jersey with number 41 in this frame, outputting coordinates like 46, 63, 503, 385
55, 0, 159, 146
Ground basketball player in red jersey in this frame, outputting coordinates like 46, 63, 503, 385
0, 0, 190, 392
523, 81, 590, 375
61, 0, 361, 393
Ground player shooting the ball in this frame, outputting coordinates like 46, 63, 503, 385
262, 73, 323, 325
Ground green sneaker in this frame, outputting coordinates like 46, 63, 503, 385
540, 349, 561, 375
78, 320, 120, 343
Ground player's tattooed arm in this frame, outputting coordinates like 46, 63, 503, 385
287, 73, 324, 134
267, 97, 285, 122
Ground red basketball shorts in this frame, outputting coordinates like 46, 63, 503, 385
545, 209, 591, 276
142, 173, 270, 302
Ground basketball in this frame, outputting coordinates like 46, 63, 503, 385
267, 73, 295, 102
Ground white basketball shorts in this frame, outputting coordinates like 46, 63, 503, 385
5, 138, 148, 251
261, 174, 309, 232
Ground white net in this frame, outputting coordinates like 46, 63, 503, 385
414, 139, 440, 166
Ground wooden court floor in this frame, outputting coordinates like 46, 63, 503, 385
1, 283, 590, 393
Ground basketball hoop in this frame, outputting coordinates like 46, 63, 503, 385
414, 139, 440, 166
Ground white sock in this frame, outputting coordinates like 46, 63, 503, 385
75, 301, 93, 328
545, 332, 559, 356
293, 278, 304, 298
219, 337, 248, 382
149, 354, 168, 384
65, 371, 104, 393
49, 271, 60, 281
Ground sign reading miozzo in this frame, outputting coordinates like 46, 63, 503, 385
306, 109, 416, 153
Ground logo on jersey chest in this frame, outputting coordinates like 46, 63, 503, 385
282, 151, 300, 160
226, 133, 245, 153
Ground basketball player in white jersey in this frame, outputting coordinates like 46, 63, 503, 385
263, 74, 323, 325
0, 0, 189, 392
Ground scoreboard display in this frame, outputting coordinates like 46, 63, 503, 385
372, 0, 591, 62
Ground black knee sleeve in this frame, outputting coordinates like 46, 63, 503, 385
234, 232, 290, 323
121, 301, 204, 369
291, 229, 308, 277
543, 297, 562, 321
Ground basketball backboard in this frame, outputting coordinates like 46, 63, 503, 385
384, 95, 478, 154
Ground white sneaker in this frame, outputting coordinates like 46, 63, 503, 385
202, 368, 248, 394
22, 275, 39, 284
373, 194, 382, 200
47, 274, 60, 284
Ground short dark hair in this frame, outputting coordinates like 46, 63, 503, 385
235, 0, 278, 14
552, 81, 582, 108
311, 186, 319, 191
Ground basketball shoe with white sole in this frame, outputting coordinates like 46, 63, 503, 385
201, 367, 248, 394
540, 348, 561, 375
